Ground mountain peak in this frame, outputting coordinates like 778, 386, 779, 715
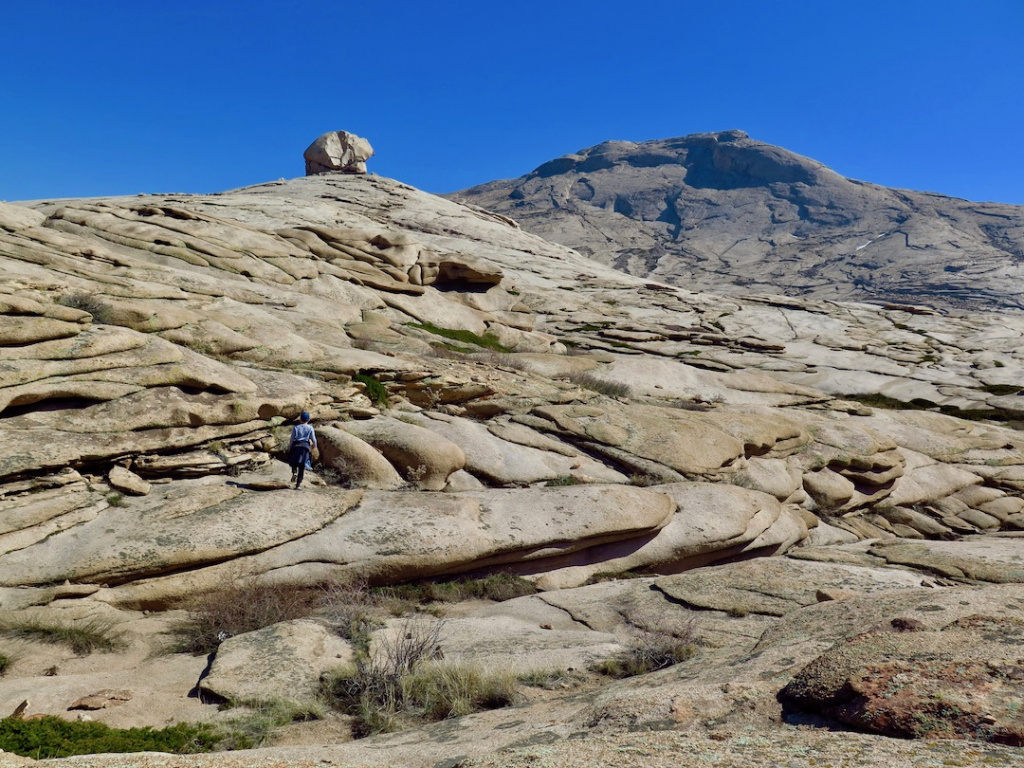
454, 132, 1024, 311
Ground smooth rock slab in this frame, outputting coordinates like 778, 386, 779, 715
530, 403, 746, 474
0, 482, 362, 587
97, 485, 675, 607
868, 537, 1024, 583
654, 557, 930, 618
373, 615, 624, 675
527, 482, 806, 590
404, 411, 627, 485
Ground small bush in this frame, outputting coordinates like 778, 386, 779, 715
0, 617, 123, 656
170, 578, 327, 655
517, 669, 587, 690
592, 629, 697, 679
57, 292, 113, 323
403, 662, 517, 720
0, 653, 13, 675
0, 716, 222, 759
628, 473, 661, 487
844, 393, 928, 411
582, 570, 650, 585
323, 619, 518, 737
544, 475, 582, 487
106, 493, 127, 507
216, 699, 324, 750
353, 373, 390, 408
316, 579, 382, 653
373, 573, 537, 606
407, 322, 511, 353
566, 371, 631, 398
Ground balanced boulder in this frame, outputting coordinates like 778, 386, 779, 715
304, 130, 374, 175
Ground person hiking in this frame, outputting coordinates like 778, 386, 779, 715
288, 411, 317, 490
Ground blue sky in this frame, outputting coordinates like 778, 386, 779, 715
2, 1, 1022, 203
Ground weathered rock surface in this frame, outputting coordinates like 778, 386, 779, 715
781, 614, 1024, 745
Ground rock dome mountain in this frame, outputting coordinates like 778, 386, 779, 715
1, 155, 1023, 765
452, 130, 1024, 311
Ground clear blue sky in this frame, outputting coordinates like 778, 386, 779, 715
2, 1, 1022, 203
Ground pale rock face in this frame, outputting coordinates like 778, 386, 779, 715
303, 130, 374, 175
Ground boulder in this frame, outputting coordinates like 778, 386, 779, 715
107, 465, 151, 496
341, 416, 466, 490
316, 426, 404, 490
304, 130, 374, 175
200, 619, 352, 708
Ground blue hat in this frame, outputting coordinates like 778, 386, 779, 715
300, 411, 310, 421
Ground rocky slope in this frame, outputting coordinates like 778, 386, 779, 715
1, 169, 1023, 765
452, 130, 1024, 311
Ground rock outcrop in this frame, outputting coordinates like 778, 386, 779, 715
2, 156, 1024, 766
304, 130, 374, 175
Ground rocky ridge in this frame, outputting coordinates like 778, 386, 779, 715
0, 167, 1023, 765
452, 130, 1024, 311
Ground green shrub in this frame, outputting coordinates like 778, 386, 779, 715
981, 384, 1022, 396
843, 393, 924, 411
592, 629, 697, 679
215, 699, 324, 750
402, 662, 518, 721
106, 493, 127, 507
0, 617, 123, 656
353, 373, 390, 407
323, 619, 517, 737
0, 653, 12, 675
0, 717, 223, 759
628, 473, 661, 487
407, 322, 511, 352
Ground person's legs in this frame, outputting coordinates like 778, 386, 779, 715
294, 448, 309, 489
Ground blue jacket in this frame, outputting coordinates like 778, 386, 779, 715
289, 423, 317, 452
